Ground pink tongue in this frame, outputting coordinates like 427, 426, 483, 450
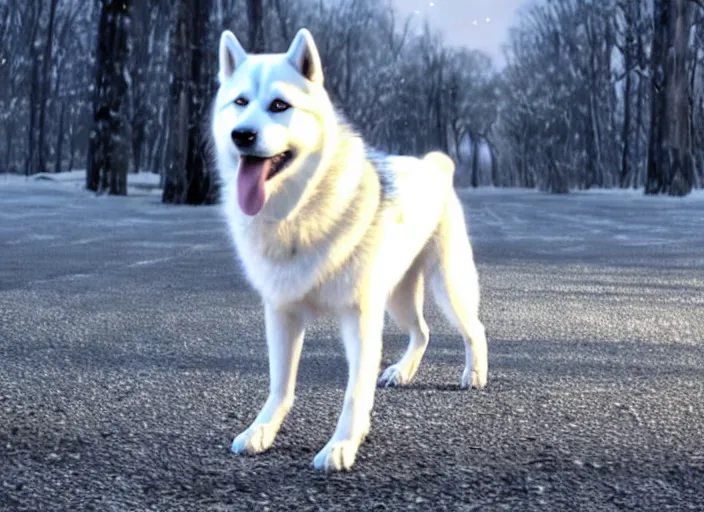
237, 157, 272, 216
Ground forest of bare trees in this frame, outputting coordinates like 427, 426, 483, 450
0, 0, 703, 200
498, 0, 704, 195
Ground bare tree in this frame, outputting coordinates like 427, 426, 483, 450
692, 7, 704, 186
646, 0, 697, 196
617, 0, 637, 187
25, 2, 44, 176
247, 0, 264, 52
496, 0, 663, 193
52, 1, 83, 173
162, 0, 216, 205
36, 0, 59, 174
0, 0, 31, 173
86, 0, 132, 195
21, 0, 702, 197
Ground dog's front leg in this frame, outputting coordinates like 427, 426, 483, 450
313, 304, 384, 471
231, 303, 305, 455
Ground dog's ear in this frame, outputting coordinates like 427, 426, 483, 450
286, 29, 323, 84
219, 30, 247, 82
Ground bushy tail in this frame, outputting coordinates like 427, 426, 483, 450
423, 151, 455, 176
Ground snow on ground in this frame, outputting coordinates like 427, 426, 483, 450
2, 174, 703, 267
2, 173, 703, 276
3, 170, 703, 204
457, 184, 704, 202
2, 175, 702, 256
0, 170, 162, 196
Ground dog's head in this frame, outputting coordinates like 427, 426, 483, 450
212, 28, 334, 218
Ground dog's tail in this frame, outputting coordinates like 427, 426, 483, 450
423, 151, 455, 176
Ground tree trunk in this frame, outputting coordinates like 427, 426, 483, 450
25, 3, 43, 176
36, 0, 59, 175
434, 54, 447, 153
86, 0, 133, 195
585, 94, 600, 189
633, 3, 647, 189
156, 106, 170, 188
271, 0, 292, 43
67, 125, 76, 173
247, 0, 264, 52
26, 59, 40, 175
634, 76, 646, 188
54, 101, 66, 173
130, 0, 150, 173
646, 0, 695, 196
488, 142, 499, 187
688, 16, 700, 182
132, 124, 144, 173
546, 148, 569, 194
470, 136, 480, 188
4, 122, 13, 174
696, 97, 704, 188
52, 49, 67, 174
620, 70, 633, 188
584, 16, 604, 190
619, 3, 635, 188
162, 0, 216, 205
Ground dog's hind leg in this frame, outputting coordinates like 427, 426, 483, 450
378, 258, 430, 387
428, 194, 488, 389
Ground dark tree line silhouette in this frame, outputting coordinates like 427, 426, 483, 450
0, 0, 702, 200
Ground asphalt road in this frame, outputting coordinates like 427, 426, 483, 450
1, 181, 703, 511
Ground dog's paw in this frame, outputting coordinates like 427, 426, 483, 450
461, 366, 487, 390
378, 363, 414, 387
313, 440, 360, 472
231, 423, 278, 455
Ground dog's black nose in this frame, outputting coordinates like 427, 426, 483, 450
231, 129, 257, 148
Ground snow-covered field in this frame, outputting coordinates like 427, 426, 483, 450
3, 169, 704, 202
2, 172, 703, 270
0, 170, 162, 196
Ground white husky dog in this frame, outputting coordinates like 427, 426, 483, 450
211, 28, 488, 471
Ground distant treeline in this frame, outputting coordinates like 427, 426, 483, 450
0, 0, 702, 201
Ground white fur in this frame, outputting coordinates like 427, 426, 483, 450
212, 28, 488, 472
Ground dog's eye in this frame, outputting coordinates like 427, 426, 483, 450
268, 99, 291, 113
234, 97, 249, 106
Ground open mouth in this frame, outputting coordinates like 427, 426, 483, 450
236, 150, 295, 216
241, 150, 294, 181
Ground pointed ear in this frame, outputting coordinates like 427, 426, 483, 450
219, 30, 247, 82
285, 29, 324, 84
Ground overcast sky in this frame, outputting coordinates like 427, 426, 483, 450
390, 0, 531, 68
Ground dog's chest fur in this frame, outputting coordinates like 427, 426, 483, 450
225, 150, 452, 313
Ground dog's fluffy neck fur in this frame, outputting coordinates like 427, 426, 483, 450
230, 110, 381, 266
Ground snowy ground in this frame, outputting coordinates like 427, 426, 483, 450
0, 169, 162, 196
1, 179, 703, 510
